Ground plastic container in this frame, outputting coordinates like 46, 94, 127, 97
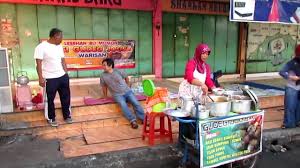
152, 102, 166, 112
142, 79, 156, 96
199, 110, 210, 119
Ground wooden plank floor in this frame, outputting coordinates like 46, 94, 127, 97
32, 107, 283, 159
61, 133, 179, 158
83, 122, 179, 145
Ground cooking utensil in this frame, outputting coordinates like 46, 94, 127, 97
231, 99, 252, 113
206, 95, 231, 117
16, 71, 29, 85
207, 94, 215, 102
199, 109, 210, 119
223, 90, 243, 96
212, 88, 225, 96
242, 88, 259, 110
179, 96, 194, 113
164, 109, 190, 117
191, 104, 206, 117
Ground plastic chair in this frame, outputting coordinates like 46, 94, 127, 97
142, 111, 173, 145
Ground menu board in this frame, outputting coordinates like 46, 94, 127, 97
199, 111, 264, 168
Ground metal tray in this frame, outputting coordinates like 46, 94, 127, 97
164, 109, 190, 117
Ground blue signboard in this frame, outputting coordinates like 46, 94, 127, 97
230, 0, 300, 24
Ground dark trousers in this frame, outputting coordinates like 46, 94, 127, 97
45, 74, 71, 120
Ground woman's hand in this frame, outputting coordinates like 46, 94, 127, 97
200, 83, 208, 95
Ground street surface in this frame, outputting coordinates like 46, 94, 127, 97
256, 140, 300, 168
1, 135, 300, 168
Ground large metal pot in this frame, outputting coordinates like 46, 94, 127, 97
207, 96, 231, 117
231, 100, 252, 113
179, 96, 194, 113
231, 95, 252, 113
16, 71, 29, 85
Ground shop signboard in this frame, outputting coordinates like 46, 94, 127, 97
0, 0, 153, 11
199, 111, 264, 168
53, 39, 135, 70
162, 0, 230, 15
230, 0, 300, 24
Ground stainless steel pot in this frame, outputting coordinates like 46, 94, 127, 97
16, 71, 29, 85
231, 99, 252, 113
206, 96, 231, 117
179, 96, 194, 113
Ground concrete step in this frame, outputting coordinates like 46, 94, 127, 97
0, 113, 130, 136
1, 103, 129, 123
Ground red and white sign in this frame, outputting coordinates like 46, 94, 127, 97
0, 0, 153, 11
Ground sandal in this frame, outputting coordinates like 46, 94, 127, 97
130, 121, 138, 129
281, 125, 286, 129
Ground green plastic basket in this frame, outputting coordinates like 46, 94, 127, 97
142, 79, 156, 97
152, 102, 166, 113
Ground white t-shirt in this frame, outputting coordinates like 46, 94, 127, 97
34, 41, 66, 79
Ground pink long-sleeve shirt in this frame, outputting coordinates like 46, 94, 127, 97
184, 59, 215, 89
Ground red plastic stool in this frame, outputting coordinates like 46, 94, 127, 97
142, 112, 173, 145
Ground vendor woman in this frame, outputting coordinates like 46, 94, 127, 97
178, 43, 216, 140
179, 43, 216, 98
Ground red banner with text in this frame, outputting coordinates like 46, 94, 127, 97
59, 39, 135, 70
0, 0, 153, 11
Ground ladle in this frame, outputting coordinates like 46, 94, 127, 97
207, 94, 215, 102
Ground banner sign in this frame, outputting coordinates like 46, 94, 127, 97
230, 0, 300, 24
162, 0, 230, 15
246, 23, 297, 72
0, 0, 153, 11
60, 39, 135, 70
199, 111, 264, 168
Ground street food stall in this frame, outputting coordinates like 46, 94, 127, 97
164, 85, 264, 168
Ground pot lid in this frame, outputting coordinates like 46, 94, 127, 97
247, 89, 259, 103
142, 79, 156, 97
243, 89, 259, 109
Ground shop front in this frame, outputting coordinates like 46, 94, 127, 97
161, 0, 240, 77
0, 0, 153, 80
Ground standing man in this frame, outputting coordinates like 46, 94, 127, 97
279, 44, 300, 129
100, 58, 144, 129
34, 28, 72, 127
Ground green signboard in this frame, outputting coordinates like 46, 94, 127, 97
199, 111, 264, 168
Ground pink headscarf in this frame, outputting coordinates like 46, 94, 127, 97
193, 43, 211, 73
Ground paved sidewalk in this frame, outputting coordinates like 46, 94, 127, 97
1, 126, 300, 168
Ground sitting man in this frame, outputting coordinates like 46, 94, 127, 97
100, 58, 145, 129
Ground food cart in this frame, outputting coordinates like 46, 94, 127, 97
165, 86, 264, 168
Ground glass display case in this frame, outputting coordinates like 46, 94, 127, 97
0, 48, 13, 113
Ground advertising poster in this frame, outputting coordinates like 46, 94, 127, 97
199, 111, 264, 168
60, 39, 135, 70
246, 23, 297, 73
230, 0, 300, 24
